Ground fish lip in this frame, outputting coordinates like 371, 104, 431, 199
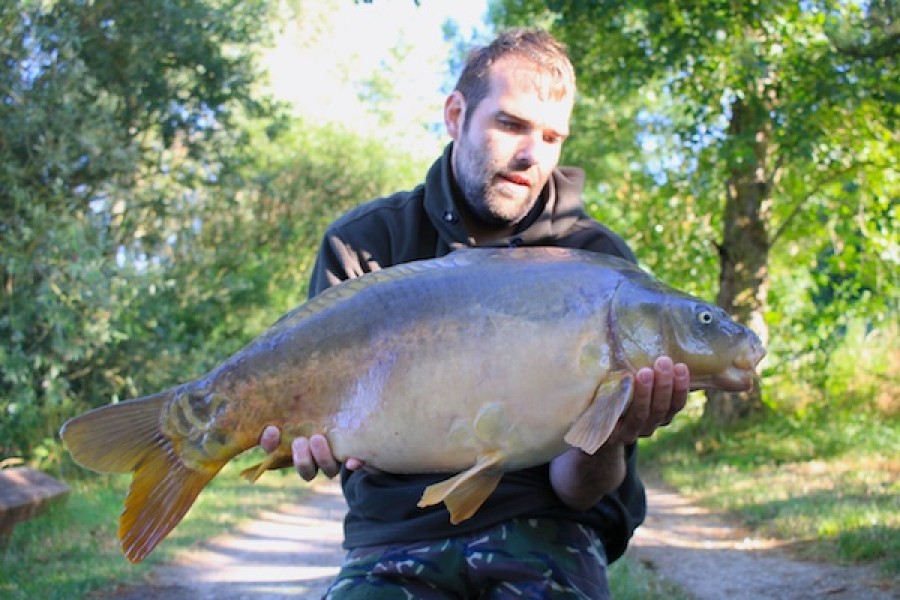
706, 340, 765, 389
690, 368, 755, 392
690, 357, 761, 391
734, 342, 767, 370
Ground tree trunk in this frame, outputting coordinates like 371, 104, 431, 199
703, 96, 772, 427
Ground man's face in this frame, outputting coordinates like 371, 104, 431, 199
446, 57, 573, 229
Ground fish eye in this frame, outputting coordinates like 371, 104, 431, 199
697, 310, 714, 325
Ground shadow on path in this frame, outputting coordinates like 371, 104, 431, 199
627, 480, 897, 600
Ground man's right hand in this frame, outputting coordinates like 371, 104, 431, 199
259, 426, 364, 481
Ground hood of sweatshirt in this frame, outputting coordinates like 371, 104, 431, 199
424, 143, 588, 249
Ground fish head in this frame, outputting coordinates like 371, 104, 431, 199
612, 281, 766, 392
662, 298, 766, 391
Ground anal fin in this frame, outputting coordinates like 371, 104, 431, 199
418, 450, 505, 524
564, 371, 633, 454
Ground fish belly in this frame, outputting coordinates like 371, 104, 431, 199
326, 312, 607, 474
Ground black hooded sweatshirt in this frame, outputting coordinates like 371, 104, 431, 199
307, 143, 645, 563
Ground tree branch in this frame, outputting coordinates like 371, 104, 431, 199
769, 161, 872, 249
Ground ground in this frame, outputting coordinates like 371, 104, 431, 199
91, 478, 898, 600
626, 480, 897, 600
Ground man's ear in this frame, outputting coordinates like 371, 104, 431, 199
444, 91, 466, 140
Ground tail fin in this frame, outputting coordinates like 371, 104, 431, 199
60, 390, 172, 474
60, 389, 224, 562
118, 438, 220, 562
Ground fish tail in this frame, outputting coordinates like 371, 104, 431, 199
119, 439, 221, 562
59, 388, 224, 562
60, 390, 174, 474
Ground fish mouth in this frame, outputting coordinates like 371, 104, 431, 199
744, 339, 767, 371
692, 341, 766, 392
694, 367, 757, 392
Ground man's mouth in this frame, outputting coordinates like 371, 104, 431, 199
499, 173, 531, 187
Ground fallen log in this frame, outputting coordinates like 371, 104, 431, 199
0, 466, 70, 545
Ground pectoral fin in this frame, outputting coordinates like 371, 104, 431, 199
564, 371, 633, 454
418, 450, 505, 524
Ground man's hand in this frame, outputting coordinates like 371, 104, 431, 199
549, 356, 690, 510
610, 356, 690, 444
258, 426, 364, 481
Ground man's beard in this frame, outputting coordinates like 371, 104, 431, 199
454, 142, 536, 228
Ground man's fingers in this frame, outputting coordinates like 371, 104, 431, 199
291, 437, 318, 481
615, 369, 652, 443
309, 434, 340, 478
667, 363, 690, 422
618, 358, 691, 441
287, 434, 365, 481
345, 458, 366, 471
259, 425, 281, 453
641, 357, 674, 436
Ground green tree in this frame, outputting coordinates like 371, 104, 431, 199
493, 0, 898, 424
167, 117, 428, 366
1, 0, 435, 464
0, 0, 276, 459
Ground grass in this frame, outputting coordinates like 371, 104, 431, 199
0, 451, 308, 599
609, 556, 691, 599
640, 394, 900, 579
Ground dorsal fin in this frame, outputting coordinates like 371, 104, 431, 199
250, 250, 485, 345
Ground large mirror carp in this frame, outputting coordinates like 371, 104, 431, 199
60, 246, 765, 562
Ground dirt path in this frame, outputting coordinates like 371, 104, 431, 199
94, 478, 897, 600
627, 480, 897, 600
92, 478, 346, 599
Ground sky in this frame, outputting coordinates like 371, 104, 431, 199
261, 0, 492, 153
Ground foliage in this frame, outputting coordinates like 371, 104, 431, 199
765, 317, 899, 417
491, 4, 898, 570
1, 0, 279, 460
492, 0, 899, 420
166, 117, 429, 371
0, 0, 428, 464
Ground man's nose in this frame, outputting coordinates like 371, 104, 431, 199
514, 134, 539, 167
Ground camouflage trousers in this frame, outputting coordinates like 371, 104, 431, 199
323, 518, 610, 599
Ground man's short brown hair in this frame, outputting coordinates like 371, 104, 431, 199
453, 28, 576, 130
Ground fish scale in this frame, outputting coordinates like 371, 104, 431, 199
60, 246, 765, 562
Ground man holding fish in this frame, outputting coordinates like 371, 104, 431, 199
262, 28, 692, 599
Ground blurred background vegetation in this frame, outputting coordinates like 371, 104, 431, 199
1, 0, 897, 593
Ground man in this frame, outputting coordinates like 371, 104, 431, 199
261, 28, 690, 599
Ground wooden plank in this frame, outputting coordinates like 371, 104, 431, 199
0, 467, 70, 542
